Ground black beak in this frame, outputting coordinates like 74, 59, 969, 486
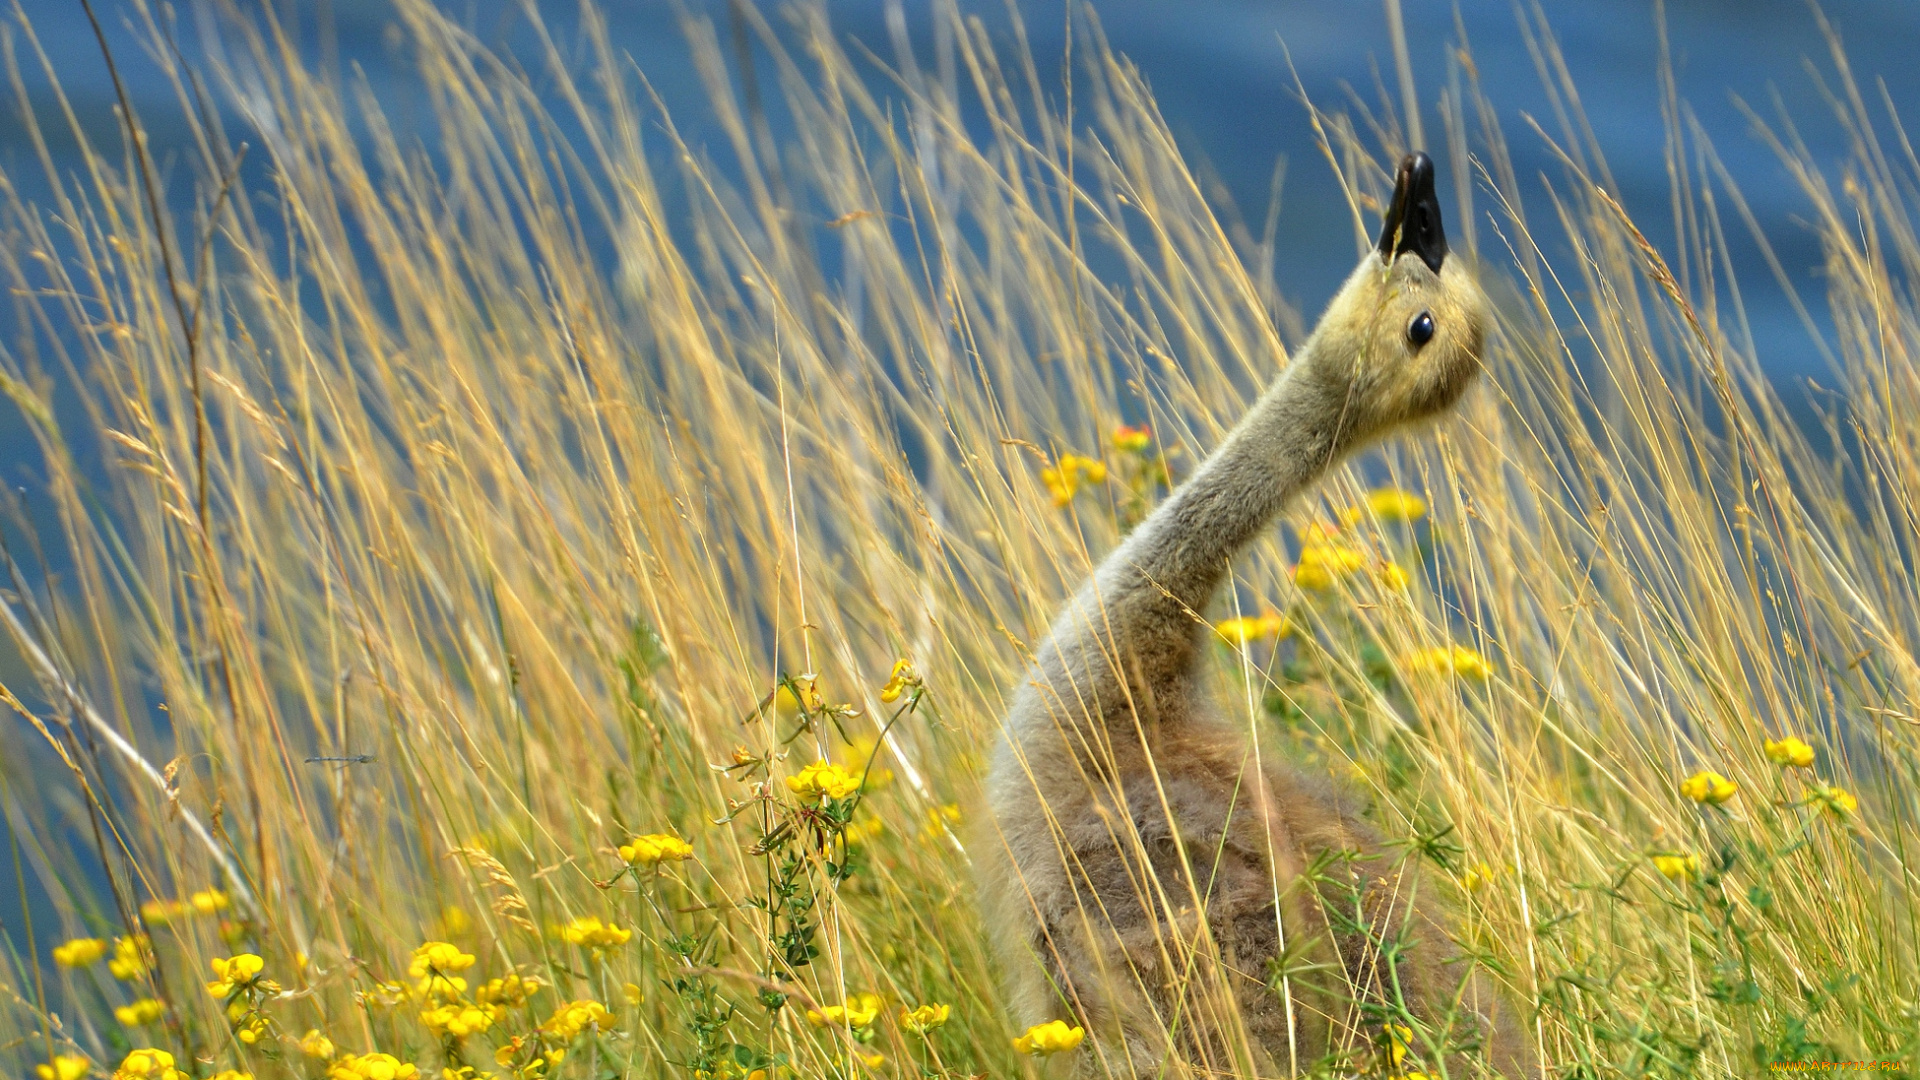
1377, 151, 1449, 274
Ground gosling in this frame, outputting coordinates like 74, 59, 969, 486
981, 153, 1532, 1079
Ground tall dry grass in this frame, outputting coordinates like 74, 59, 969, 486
0, 1, 1914, 1077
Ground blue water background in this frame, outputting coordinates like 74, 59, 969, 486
2, 0, 1916, 475
0, 0, 1915, 1003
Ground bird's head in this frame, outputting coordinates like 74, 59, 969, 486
1298, 152, 1487, 444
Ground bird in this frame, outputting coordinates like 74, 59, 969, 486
981, 153, 1532, 1078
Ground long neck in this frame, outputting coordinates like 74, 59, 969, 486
1102, 362, 1348, 618
1017, 345, 1357, 745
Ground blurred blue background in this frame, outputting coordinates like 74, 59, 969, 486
2, 0, 1916, 393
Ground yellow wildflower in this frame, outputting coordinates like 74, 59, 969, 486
842, 816, 886, 845
410, 940, 476, 977
36, 1056, 89, 1080
1813, 784, 1859, 817
409, 941, 475, 997
806, 992, 882, 1030
1367, 488, 1428, 522
298, 1030, 336, 1059
1213, 616, 1257, 644
623, 981, 644, 1006
1039, 467, 1070, 504
1679, 770, 1738, 806
493, 1037, 565, 1074
108, 936, 154, 980
476, 973, 542, 1008
1652, 853, 1701, 882
1385, 1024, 1414, 1066
542, 999, 615, 1038
206, 954, 269, 998
208, 1071, 253, 1080
229, 1004, 269, 1045
1458, 862, 1492, 893
52, 937, 108, 968
900, 1003, 951, 1034
138, 899, 189, 924
189, 889, 230, 915
559, 915, 632, 949
1111, 424, 1152, 453
1448, 646, 1490, 679
879, 659, 921, 704
1215, 612, 1290, 646
920, 802, 962, 841
359, 981, 408, 1008
786, 759, 861, 801
440, 906, 472, 937
1400, 646, 1490, 680
1292, 543, 1367, 590
1040, 453, 1107, 506
113, 1050, 183, 1080
775, 675, 824, 717
115, 998, 164, 1026
1013, 1020, 1085, 1056
619, 833, 694, 866
329, 1054, 419, 1080
1375, 562, 1411, 591
421, 1001, 497, 1038
1764, 736, 1815, 769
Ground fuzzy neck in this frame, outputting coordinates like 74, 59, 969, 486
1097, 360, 1349, 631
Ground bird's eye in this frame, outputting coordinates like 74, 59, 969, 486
1408, 311, 1436, 347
